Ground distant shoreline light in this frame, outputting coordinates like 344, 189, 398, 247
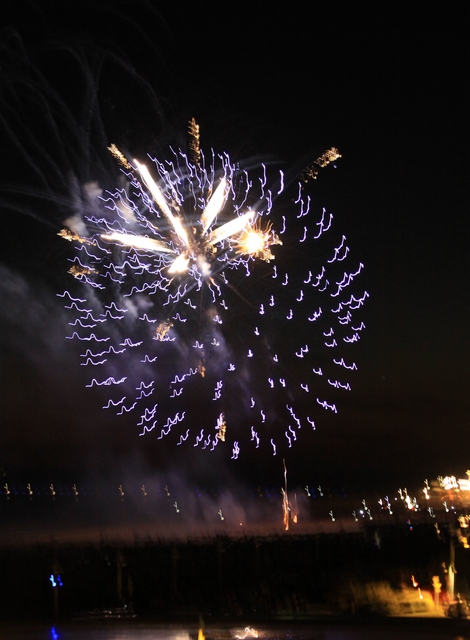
439, 475, 470, 491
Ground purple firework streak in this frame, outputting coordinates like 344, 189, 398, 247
58, 134, 368, 460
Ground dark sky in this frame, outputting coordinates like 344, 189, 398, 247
0, 1, 468, 493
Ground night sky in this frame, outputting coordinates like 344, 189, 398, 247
0, 1, 468, 494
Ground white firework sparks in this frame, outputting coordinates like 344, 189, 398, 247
59, 134, 367, 459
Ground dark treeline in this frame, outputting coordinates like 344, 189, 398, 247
0, 524, 458, 622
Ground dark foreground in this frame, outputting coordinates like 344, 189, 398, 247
0, 524, 459, 622
1, 487, 469, 630
1, 618, 470, 640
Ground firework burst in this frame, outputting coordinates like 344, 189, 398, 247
59, 125, 367, 461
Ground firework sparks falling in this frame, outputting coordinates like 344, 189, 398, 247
282, 459, 290, 531
59, 127, 368, 460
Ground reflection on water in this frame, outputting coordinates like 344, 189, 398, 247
1, 622, 469, 640
0, 624, 192, 639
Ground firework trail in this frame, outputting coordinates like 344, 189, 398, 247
59, 126, 367, 461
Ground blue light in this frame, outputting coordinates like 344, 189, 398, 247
49, 574, 63, 588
